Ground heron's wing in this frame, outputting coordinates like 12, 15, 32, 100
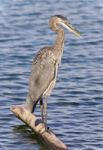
28, 48, 56, 101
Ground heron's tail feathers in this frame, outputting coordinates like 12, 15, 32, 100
26, 95, 40, 113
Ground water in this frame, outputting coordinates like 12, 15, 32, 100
0, 0, 103, 149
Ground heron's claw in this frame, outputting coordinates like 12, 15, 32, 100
45, 126, 53, 135
44, 123, 50, 132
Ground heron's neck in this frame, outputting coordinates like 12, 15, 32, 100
54, 29, 64, 62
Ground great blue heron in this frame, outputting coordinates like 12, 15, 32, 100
18, 15, 80, 130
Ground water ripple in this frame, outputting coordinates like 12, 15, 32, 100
0, 0, 103, 150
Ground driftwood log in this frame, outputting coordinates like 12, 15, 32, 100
10, 106, 68, 150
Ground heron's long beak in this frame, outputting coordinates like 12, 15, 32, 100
60, 21, 81, 37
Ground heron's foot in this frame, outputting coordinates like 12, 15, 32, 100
45, 125, 52, 134
44, 123, 50, 132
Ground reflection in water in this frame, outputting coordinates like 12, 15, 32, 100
12, 125, 37, 144
12, 125, 47, 150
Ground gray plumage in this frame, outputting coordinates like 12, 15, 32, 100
26, 47, 58, 111
25, 15, 80, 127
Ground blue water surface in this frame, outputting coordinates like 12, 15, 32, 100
0, 0, 103, 150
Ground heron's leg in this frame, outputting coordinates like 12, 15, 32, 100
44, 96, 48, 130
40, 98, 44, 122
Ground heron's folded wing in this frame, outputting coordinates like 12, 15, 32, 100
28, 54, 56, 100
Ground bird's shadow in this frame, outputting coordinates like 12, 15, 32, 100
12, 124, 47, 150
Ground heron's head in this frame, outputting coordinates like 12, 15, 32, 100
49, 15, 80, 37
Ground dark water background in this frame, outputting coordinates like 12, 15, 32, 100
0, 0, 103, 150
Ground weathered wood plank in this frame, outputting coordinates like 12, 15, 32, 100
10, 105, 68, 150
